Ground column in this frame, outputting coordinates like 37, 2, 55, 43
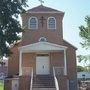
19, 51, 22, 76
64, 49, 67, 75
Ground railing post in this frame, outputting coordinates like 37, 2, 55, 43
30, 68, 33, 90
53, 67, 55, 77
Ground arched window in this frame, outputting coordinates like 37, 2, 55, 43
39, 37, 47, 42
47, 17, 56, 29
28, 17, 38, 29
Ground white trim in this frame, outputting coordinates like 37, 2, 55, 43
47, 17, 56, 30
19, 42, 67, 49
64, 49, 67, 75
39, 37, 47, 42
28, 16, 38, 29
27, 12, 64, 14
19, 51, 22, 76
18, 42, 67, 53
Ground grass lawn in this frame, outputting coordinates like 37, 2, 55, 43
0, 86, 3, 90
0, 82, 4, 90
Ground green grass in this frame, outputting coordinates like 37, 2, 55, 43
0, 82, 4, 90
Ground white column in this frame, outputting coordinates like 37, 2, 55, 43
64, 49, 67, 75
19, 51, 22, 76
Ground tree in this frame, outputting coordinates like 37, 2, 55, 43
0, 0, 27, 57
79, 16, 90, 49
77, 65, 90, 72
77, 66, 85, 72
78, 16, 90, 63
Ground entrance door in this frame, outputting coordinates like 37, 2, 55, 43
36, 56, 49, 75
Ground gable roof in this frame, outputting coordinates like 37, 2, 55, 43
19, 42, 67, 53
63, 40, 77, 50
27, 5, 64, 14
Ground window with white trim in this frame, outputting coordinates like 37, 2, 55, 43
29, 17, 38, 29
47, 17, 56, 29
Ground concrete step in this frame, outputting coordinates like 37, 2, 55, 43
33, 84, 55, 88
33, 75, 55, 88
32, 88, 56, 90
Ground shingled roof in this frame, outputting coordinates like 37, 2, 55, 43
27, 5, 64, 13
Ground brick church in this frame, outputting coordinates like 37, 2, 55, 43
4, 2, 77, 90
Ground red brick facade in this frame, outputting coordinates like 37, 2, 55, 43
5, 5, 77, 90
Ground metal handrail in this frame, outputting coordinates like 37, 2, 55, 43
53, 67, 59, 90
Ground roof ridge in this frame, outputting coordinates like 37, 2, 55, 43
27, 5, 64, 13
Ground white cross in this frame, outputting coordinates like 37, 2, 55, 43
39, 0, 44, 5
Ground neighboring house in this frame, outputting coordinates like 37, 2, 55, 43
4, 4, 77, 90
0, 59, 8, 79
77, 72, 90, 80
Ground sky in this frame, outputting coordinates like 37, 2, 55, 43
26, 0, 90, 65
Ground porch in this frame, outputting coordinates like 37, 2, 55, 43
19, 41, 67, 76
18, 41, 68, 90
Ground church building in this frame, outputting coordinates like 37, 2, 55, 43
4, 2, 77, 90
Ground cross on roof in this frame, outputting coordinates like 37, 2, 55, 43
39, 0, 44, 5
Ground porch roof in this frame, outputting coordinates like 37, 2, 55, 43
18, 42, 67, 53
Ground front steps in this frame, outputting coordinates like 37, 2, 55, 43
33, 88, 56, 90
32, 75, 56, 90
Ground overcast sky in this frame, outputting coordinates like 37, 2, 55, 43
26, 0, 90, 65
